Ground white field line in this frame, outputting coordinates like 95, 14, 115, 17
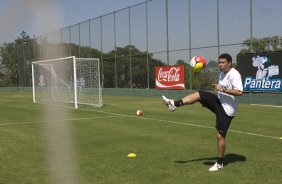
0, 98, 33, 103
83, 109, 281, 140
251, 104, 282, 108
0, 98, 280, 140
0, 115, 122, 126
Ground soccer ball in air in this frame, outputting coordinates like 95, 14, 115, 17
136, 110, 143, 116
190, 56, 206, 72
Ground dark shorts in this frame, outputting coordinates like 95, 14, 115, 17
198, 90, 234, 137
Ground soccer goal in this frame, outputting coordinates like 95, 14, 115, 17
31, 56, 103, 108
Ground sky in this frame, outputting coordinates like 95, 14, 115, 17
0, 0, 146, 43
1, 0, 281, 45
0, 0, 281, 64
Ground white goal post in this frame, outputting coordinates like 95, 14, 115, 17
32, 56, 103, 108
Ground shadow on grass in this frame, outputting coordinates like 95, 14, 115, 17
174, 153, 246, 166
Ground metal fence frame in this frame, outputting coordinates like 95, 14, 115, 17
17, 0, 281, 89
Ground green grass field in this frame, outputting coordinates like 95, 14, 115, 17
0, 92, 282, 184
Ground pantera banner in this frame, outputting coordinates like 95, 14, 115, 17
237, 51, 282, 93
155, 65, 185, 90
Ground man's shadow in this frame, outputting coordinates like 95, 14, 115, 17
174, 153, 246, 166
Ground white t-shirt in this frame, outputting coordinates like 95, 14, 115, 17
218, 68, 243, 116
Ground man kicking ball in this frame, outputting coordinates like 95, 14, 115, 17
162, 53, 243, 171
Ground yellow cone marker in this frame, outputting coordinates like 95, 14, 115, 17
127, 153, 137, 158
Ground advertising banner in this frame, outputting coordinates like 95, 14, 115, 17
237, 52, 282, 93
155, 65, 185, 90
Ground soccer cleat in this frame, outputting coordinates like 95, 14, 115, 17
208, 162, 223, 171
162, 95, 177, 112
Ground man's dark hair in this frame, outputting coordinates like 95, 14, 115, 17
219, 53, 232, 63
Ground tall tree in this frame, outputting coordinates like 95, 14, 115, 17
0, 31, 33, 86
102, 45, 166, 88
240, 36, 282, 54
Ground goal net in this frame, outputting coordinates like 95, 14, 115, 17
32, 56, 103, 108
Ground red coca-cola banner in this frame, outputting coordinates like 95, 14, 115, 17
155, 65, 185, 90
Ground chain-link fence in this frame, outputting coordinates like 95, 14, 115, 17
11, 0, 282, 88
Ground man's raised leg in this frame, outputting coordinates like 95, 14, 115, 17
162, 92, 201, 111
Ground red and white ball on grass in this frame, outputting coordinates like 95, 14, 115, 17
190, 56, 206, 72
136, 110, 143, 116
